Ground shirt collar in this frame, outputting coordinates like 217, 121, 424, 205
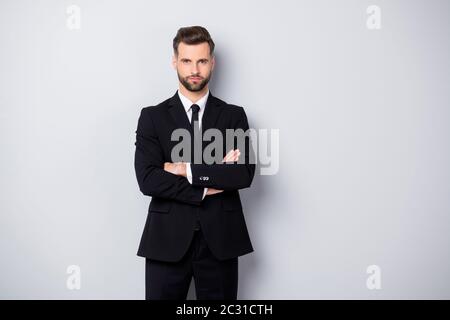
177, 89, 210, 113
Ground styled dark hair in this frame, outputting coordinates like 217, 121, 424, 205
173, 26, 215, 56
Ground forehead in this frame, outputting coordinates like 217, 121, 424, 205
177, 42, 211, 59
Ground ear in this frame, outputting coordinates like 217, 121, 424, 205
211, 55, 215, 71
171, 54, 177, 70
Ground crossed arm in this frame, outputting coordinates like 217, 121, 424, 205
163, 149, 242, 196
134, 107, 255, 206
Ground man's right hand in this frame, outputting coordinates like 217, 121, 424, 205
205, 149, 241, 196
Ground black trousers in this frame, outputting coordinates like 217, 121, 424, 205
145, 228, 238, 300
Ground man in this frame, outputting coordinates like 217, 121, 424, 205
134, 26, 255, 300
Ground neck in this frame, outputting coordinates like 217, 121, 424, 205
178, 83, 208, 103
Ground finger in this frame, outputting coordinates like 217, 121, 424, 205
231, 150, 240, 161
224, 149, 235, 160
223, 149, 236, 162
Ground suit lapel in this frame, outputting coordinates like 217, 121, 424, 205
167, 90, 224, 135
168, 91, 192, 134
201, 91, 223, 135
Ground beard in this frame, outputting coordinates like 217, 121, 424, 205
177, 71, 212, 92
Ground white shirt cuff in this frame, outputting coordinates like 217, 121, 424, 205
186, 162, 193, 184
186, 162, 207, 200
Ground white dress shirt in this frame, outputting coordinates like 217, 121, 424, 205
177, 89, 209, 200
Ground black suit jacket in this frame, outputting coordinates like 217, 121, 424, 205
134, 91, 255, 262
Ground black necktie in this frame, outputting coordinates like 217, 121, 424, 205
190, 104, 200, 131
190, 104, 201, 231
190, 104, 201, 163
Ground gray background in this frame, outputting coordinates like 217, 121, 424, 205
1, 0, 449, 299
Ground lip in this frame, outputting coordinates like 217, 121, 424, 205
189, 77, 202, 81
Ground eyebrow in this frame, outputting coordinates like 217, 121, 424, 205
180, 58, 209, 62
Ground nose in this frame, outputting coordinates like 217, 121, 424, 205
191, 63, 199, 75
